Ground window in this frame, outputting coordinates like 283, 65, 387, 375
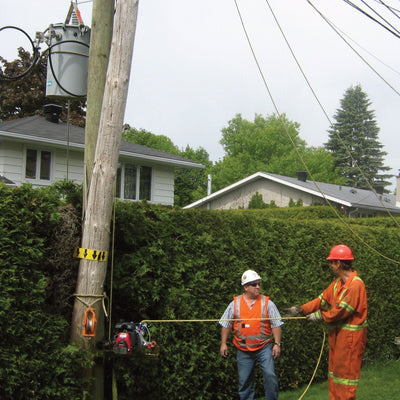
116, 163, 152, 201
25, 149, 52, 181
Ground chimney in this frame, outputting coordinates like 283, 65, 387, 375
296, 171, 307, 182
374, 186, 384, 195
207, 174, 212, 196
43, 104, 63, 123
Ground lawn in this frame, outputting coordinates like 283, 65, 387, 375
259, 360, 400, 400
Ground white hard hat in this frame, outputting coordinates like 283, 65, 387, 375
241, 270, 262, 286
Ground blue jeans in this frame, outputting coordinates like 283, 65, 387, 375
236, 343, 279, 400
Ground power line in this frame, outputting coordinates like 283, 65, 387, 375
232, 0, 400, 257
372, 0, 400, 18
342, 0, 400, 38
307, 0, 400, 96
360, 0, 400, 33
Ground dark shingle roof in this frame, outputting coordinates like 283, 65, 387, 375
266, 172, 397, 211
0, 116, 204, 169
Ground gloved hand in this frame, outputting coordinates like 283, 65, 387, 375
284, 305, 303, 317
306, 311, 323, 322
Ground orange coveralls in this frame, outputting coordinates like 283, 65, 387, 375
301, 271, 367, 400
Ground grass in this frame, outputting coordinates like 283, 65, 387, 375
258, 359, 400, 400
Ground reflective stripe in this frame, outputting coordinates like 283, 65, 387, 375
328, 372, 359, 386
338, 301, 354, 313
328, 319, 368, 331
338, 288, 348, 301
260, 295, 266, 335
235, 295, 241, 336
333, 279, 341, 297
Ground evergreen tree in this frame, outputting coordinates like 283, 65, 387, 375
325, 84, 392, 191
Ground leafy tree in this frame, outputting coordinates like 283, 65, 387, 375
122, 127, 180, 154
211, 113, 343, 191
175, 145, 212, 206
325, 84, 392, 191
0, 48, 86, 126
122, 127, 212, 207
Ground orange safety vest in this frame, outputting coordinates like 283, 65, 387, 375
232, 294, 273, 352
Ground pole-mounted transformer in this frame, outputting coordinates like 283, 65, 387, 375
1, 2, 91, 99
44, 2, 91, 98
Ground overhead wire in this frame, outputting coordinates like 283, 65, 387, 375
325, 16, 400, 77
359, 0, 400, 34
341, 0, 400, 38
310, 1, 400, 95
0, 26, 41, 81
306, 0, 400, 223
233, 0, 400, 264
374, 0, 400, 17
276, 0, 400, 245
267, 0, 400, 226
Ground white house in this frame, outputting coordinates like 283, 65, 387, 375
184, 171, 400, 217
0, 105, 204, 206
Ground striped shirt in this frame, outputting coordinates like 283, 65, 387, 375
219, 298, 284, 329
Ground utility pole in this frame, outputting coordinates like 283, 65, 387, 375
76, 2, 114, 398
70, 0, 139, 398
84, 0, 114, 213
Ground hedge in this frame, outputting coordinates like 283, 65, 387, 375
109, 201, 400, 399
0, 183, 93, 400
1, 184, 399, 399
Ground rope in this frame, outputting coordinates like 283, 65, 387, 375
298, 324, 326, 400
140, 316, 306, 324
73, 292, 109, 318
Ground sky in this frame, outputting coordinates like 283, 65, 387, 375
1, 0, 400, 190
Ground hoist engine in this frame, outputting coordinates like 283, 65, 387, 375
113, 321, 158, 355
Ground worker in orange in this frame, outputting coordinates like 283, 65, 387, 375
286, 244, 367, 400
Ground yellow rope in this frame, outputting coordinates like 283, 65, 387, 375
140, 316, 306, 324
298, 324, 326, 400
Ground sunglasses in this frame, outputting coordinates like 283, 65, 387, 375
248, 282, 261, 287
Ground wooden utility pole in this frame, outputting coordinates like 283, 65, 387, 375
70, 2, 139, 398
84, 0, 114, 213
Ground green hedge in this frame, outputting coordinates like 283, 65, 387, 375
109, 202, 400, 399
1, 185, 400, 399
0, 183, 93, 400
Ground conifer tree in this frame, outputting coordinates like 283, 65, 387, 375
325, 84, 392, 191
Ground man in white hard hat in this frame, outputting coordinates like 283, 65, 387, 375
219, 270, 283, 400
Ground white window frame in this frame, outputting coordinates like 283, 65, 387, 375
116, 162, 153, 201
23, 147, 54, 184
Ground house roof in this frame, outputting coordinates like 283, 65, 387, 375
184, 171, 400, 213
0, 115, 204, 170
0, 175, 15, 184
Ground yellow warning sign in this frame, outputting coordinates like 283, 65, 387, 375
74, 247, 108, 262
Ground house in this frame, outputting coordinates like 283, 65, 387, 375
184, 171, 400, 217
0, 105, 204, 206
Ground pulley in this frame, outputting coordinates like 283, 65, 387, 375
83, 307, 97, 337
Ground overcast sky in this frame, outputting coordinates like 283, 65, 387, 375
2, 0, 400, 190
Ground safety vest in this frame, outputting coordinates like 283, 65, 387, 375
232, 294, 273, 351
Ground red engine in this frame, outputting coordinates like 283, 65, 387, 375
114, 331, 134, 354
